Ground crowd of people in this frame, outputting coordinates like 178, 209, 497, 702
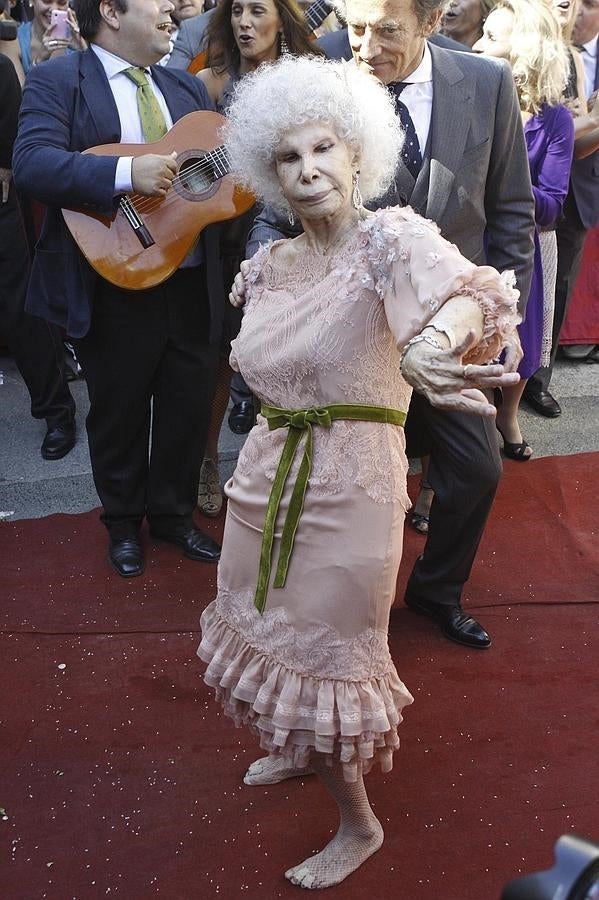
1, 0, 599, 889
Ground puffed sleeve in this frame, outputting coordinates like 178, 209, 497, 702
367, 208, 520, 364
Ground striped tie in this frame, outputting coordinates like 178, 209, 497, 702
123, 67, 168, 143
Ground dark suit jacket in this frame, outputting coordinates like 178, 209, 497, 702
571, 50, 599, 230
249, 43, 535, 313
0, 54, 20, 167
13, 49, 224, 339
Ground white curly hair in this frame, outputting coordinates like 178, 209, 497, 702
223, 55, 403, 214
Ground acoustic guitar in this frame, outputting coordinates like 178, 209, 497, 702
61, 110, 254, 291
187, 0, 333, 75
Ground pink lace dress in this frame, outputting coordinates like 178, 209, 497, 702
198, 208, 518, 781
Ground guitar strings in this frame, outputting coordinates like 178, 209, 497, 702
130, 149, 232, 216
131, 157, 227, 215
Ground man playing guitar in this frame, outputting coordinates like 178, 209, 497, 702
14, 0, 223, 577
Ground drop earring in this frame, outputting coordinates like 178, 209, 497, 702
352, 171, 362, 210
288, 207, 295, 226
279, 32, 289, 55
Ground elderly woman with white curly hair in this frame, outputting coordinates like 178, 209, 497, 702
198, 55, 520, 890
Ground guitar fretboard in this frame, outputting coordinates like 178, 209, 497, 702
305, 0, 332, 32
205, 145, 232, 181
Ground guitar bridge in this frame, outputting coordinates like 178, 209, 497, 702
119, 195, 155, 249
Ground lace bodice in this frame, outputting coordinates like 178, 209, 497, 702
231, 207, 518, 507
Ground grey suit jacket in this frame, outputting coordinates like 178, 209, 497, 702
248, 43, 535, 313
167, 10, 214, 69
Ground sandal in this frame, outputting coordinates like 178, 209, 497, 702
410, 480, 434, 535
496, 427, 533, 461
198, 458, 223, 517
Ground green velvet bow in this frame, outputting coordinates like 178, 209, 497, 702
254, 403, 407, 614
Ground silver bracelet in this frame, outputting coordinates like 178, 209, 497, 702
399, 333, 444, 369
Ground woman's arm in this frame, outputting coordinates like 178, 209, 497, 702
379, 209, 521, 415
196, 68, 227, 105
532, 106, 575, 227
399, 297, 520, 416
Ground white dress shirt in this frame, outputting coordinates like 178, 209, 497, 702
395, 43, 434, 160
581, 35, 598, 99
91, 44, 174, 192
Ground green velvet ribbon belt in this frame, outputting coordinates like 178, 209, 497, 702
254, 403, 407, 615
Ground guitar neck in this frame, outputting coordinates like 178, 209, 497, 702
204, 145, 232, 180
305, 0, 333, 33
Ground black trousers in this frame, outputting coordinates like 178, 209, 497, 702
528, 191, 587, 393
404, 391, 502, 608
74, 267, 218, 536
0, 184, 74, 427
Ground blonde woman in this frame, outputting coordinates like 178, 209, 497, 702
474, 0, 574, 458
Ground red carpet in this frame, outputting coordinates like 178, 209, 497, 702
1, 453, 598, 899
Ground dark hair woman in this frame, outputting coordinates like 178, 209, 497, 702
198, 0, 318, 106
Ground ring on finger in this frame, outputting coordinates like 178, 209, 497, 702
463, 363, 474, 379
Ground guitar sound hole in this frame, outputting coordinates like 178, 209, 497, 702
178, 155, 214, 194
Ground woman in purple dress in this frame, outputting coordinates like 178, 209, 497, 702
474, 0, 574, 458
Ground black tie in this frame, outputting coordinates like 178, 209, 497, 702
390, 82, 422, 180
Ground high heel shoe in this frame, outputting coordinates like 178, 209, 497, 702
410, 480, 434, 534
198, 458, 223, 517
496, 426, 532, 461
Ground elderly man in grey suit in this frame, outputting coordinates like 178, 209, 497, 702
235, 0, 535, 657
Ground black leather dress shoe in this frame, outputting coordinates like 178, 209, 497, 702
405, 595, 492, 649
523, 387, 561, 418
108, 536, 144, 577
228, 400, 255, 435
41, 422, 76, 460
150, 526, 221, 562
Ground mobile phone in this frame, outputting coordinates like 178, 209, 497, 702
50, 9, 71, 40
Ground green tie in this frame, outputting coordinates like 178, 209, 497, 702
123, 67, 168, 143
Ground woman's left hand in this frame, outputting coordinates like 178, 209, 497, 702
401, 330, 520, 416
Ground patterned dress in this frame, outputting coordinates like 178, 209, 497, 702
198, 207, 519, 781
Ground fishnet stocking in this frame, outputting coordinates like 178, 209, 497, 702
285, 754, 384, 889
243, 755, 314, 786
204, 355, 233, 461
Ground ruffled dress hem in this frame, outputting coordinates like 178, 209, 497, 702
199, 602, 414, 783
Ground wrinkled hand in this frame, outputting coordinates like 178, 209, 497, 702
401, 330, 520, 416
229, 260, 250, 308
132, 152, 178, 197
0, 167, 11, 204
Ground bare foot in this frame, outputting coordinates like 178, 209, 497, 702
243, 755, 314, 786
285, 818, 384, 889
